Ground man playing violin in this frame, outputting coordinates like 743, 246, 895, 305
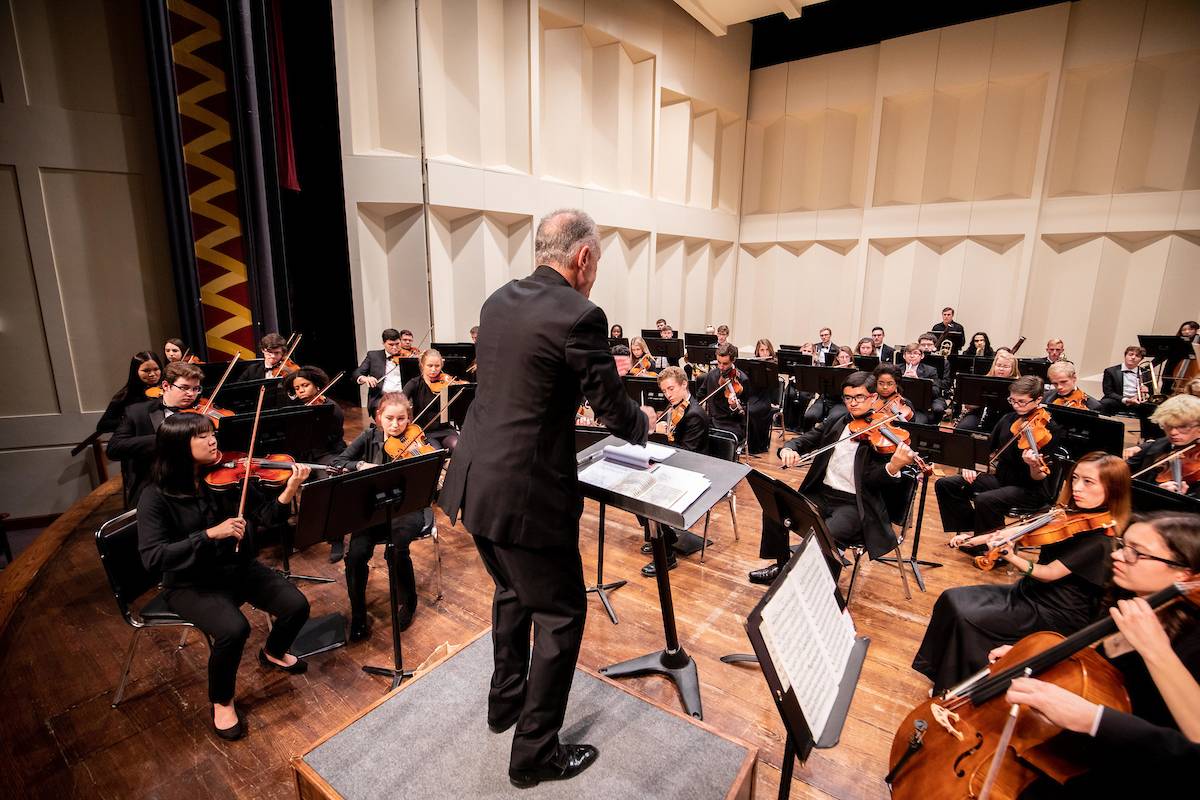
936, 375, 1065, 537
354, 328, 410, 418
700, 343, 748, 445
402, 348, 462, 452
748, 371, 917, 586
108, 361, 205, 508
238, 333, 289, 381
1125, 394, 1200, 498
1044, 360, 1101, 411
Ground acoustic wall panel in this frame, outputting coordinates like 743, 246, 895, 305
355, 203, 429, 345
343, 0, 421, 155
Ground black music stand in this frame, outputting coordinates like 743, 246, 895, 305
445, 383, 476, 429
579, 435, 750, 719
921, 353, 946, 378
1138, 334, 1193, 376
794, 365, 845, 399
736, 357, 778, 394
684, 332, 718, 347
898, 377, 935, 413
216, 379, 285, 414
1045, 404, 1123, 459
686, 344, 716, 368
955, 374, 1013, 413
852, 355, 880, 371
575, 427, 625, 624
200, 359, 259, 389
640, 328, 662, 340
647, 336, 684, 363
777, 350, 813, 378
744, 530, 869, 799
430, 342, 475, 377
608, 337, 629, 349
623, 376, 667, 409
822, 351, 838, 366
1019, 358, 1050, 381
1132, 480, 1200, 513
295, 451, 447, 689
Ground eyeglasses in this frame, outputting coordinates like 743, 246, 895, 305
1009, 397, 1038, 407
1112, 537, 1186, 568
841, 394, 873, 405
170, 384, 203, 394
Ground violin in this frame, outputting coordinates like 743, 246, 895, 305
874, 392, 914, 422
848, 410, 932, 473
1131, 442, 1200, 492
304, 371, 344, 406
722, 368, 744, 412
576, 401, 600, 427
384, 423, 437, 460
204, 452, 341, 490
990, 406, 1052, 477
269, 333, 303, 378
630, 354, 657, 377
1050, 387, 1091, 410
667, 399, 687, 443
886, 579, 1200, 800
973, 507, 1117, 571
179, 401, 234, 426
426, 372, 467, 393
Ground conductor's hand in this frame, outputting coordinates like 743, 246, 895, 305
207, 517, 245, 542
359, 375, 379, 389
641, 405, 657, 428
780, 448, 802, 468
962, 468, 978, 484
1005, 677, 1098, 734
889, 443, 916, 473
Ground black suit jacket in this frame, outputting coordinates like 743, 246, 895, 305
699, 367, 749, 431
236, 361, 284, 383
878, 344, 895, 364
779, 415, 904, 559
352, 350, 410, 412
107, 399, 173, 507
439, 266, 648, 548
931, 321, 965, 353
668, 399, 709, 453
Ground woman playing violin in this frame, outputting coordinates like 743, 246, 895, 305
1124, 394, 1200, 497
137, 413, 311, 741
163, 338, 201, 365
955, 346, 1021, 433
628, 336, 658, 377
871, 364, 917, 423
402, 349, 462, 452
915, 451, 1131, 695
283, 367, 347, 463
331, 393, 438, 640
97, 351, 163, 434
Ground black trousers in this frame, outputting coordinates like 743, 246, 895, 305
425, 426, 459, 452
473, 535, 587, 771
757, 486, 855, 577
935, 473, 1043, 534
164, 562, 310, 704
345, 508, 428, 624
746, 397, 774, 454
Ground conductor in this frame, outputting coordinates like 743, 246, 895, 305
439, 209, 655, 788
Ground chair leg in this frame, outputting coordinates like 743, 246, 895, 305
843, 550, 864, 607
700, 512, 711, 564
431, 528, 444, 602
177, 628, 189, 649
728, 493, 739, 542
893, 542, 913, 601
112, 628, 143, 707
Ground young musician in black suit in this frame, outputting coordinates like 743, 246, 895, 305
814, 326, 837, 362
898, 343, 947, 421
700, 342, 748, 445
107, 362, 205, 507
1101, 345, 1152, 414
137, 413, 310, 741
870, 326, 894, 364
237, 333, 288, 382
936, 375, 1064, 537
402, 348, 462, 452
747, 371, 917, 586
931, 306, 966, 354
353, 328, 410, 418
440, 210, 654, 788
97, 351, 162, 434
1044, 360, 1102, 411
1124, 395, 1200, 498
331, 393, 439, 639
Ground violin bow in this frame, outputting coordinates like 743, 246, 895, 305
203, 352, 241, 414
783, 413, 903, 469
271, 333, 302, 378
305, 370, 345, 406
411, 384, 469, 430
415, 325, 434, 351
1129, 442, 1199, 480
234, 385, 266, 553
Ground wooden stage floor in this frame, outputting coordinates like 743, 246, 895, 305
0, 414, 1014, 799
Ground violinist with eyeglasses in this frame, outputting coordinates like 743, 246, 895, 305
699, 342, 748, 445
1125, 394, 1200, 498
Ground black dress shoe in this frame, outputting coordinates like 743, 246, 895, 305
641, 557, 677, 577
328, 538, 345, 563
258, 649, 308, 674
640, 541, 653, 554
509, 744, 598, 788
349, 618, 371, 642
748, 563, 781, 585
211, 705, 245, 741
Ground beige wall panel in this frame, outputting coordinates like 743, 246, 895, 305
989, 3, 1070, 76
779, 114, 823, 212
1138, 0, 1200, 58
932, 19, 993, 89
631, 59, 655, 196
1154, 235, 1200, 333
740, 122, 766, 216
589, 42, 625, 188
657, 98, 691, 204
1046, 63, 1134, 197
651, 235, 685, 326
958, 239, 1023, 343
819, 110, 862, 210
0, 165, 57, 416
688, 109, 718, 208
1114, 52, 1200, 193
747, 63, 787, 121
540, 25, 586, 184
874, 92, 933, 206
41, 168, 175, 413
344, 0, 421, 155
825, 46, 879, 108
922, 86, 986, 204
862, 241, 933, 343
355, 203, 428, 346
500, 0, 532, 172
592, 228, 631, 326
785, 58, 826, 114
659, 4, 694, 93
975, 76, 1047, 200
717, 118, 745, 213
874, 29, 938, 96
1026, 236, 1108, 377
682, 240, 710, 332
13, 0, 142, 116
540, 0, 583, 24
709, 242, 736, 332
1060, 0, 1145, 68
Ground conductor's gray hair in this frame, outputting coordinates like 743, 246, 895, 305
534, 209, 599, 268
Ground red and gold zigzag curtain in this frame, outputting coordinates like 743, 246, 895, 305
166, 0, 255, 359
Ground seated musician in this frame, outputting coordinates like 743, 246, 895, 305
283, 366, 349, 563
628, 336, 659, 376
1043, 360, 1101, 411
97, 351, 162, 434
470, 325, 479, 343
870, 326, 894, 363
138, 413, 310, 741
815, 327, 837, 362
745, 340, 777, 455
1100, 345, 1150, 415
936, 375, 1063, 537
637, 367, 711, 578
1043, 337, 1066, 363
661, 324, 676, 340
955, 347, 1020, 433
655, 318, 667, 332
914, 452, 1131, 695
988, 512, 1200, 794
331, 392, 438, 640
238, 333, 289, 382
754, 339, 776, 361
353, 328, 408, 418
163, 338, 200, 365
917, 332, 939, 356
931, 306, 966, 354
108, 361, 204, 507
834, 346, 853, 366
716, 324, 732, 350
700, 343, 748, 444
611, 344, 632, 377
1125, 395, 1200, 498
1181, 320, 1200, 344
968, 332, 994, 358
855, 337, 876, 357
609, 323, 623, 339
872, 364, 919, 424
748, 371, 917, 585
402, 348, 461, 452
898, 343, 947, 420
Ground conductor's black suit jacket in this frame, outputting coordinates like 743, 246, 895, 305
439, 266, 648, 548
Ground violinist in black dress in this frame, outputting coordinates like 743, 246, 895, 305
913, 452, 1131, 695
402, 349, 462, 452
97, 351, 162, 434
282, 366, 347, 464
137, 413, 310, 741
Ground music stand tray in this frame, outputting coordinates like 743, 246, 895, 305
201, 359, 260, 389
215, 378, 285, 414
686, 344, 717, 368
897, 377, 935, 413
777, 351, 813, 377
623, 376, 667, 409
736, 357, 779, 393
640, 328, 663, 340
1046, 404, 1123, 459
852, 355, 880, 372
609, 337, 630, 349
577, 436, 750, 719
955, 374, 1014, 411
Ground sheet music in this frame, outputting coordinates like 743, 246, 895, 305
578, 459, 710, 513
757, 540, 857, 738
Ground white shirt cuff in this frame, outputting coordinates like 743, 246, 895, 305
1088, 704, 1104, 737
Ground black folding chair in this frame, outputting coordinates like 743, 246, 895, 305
698, 428, 741, 563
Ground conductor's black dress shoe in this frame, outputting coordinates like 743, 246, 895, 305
509, 744, 598, 788
748, 563, 781, 585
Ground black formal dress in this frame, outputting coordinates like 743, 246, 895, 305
107, 399, 194, 508
353, 350, 410, 417
912, 530, 1112, 694
700, 367, 748, 444
137, 481, 310, 704
331, 428, 435, 626
935, 411, 1064, 534
439, 265, 648, 772
97, 387, 151, 435
745, 367, 776, 455
236, 361, 285, 383
402, 376, 461, 451
1127, 438, 1200, 498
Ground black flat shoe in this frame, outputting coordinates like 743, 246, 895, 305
258, 649, 308, 674
641, 558, 677, 577
509, 744, 598, 788
748, 563, 781, 585
328, 539, 345, 563
211, 705, 244, 741
349, 618, 371, 642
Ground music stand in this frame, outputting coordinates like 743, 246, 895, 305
398, 357, 421, 385
215, 379, 285, 414
575, 427, 624, 624
608, 337, 629, 349
686, 344, 716, 368
640, 328, 663, 340
822, 351, 838, 366
431, 342, 475, 378
294, 451, 448, 688
736, 358, 778, 393
1019, 358, 1050, 381
1138, 334, 1193, 374
921, 353, 946, 378
623, 376, 667, 409
1045, 405, 1124, 459
777, 350, 813, 375
852, 356, 880, 372
1132, 480, 1200, 514
955, 374, 1013, 412
647, 336, 684, 363
684, 332, 718, 347
898, 377, 935, 413
200, 359, 259, 389
794, 365, 845, 399
778, 344, 805, 352
445, 383, 476, 429
579, 435, 750, 719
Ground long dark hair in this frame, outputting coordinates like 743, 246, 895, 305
152, 413, 215, 496
112, 351, 161, 404
970, 332, 994, 357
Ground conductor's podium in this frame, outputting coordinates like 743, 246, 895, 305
292, 632, 757, 799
